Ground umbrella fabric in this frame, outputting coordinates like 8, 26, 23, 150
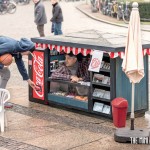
122, 5, 144, 83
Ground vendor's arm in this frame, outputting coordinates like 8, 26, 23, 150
78, 61, 90, 82
82, 70, 90, 82
51, 65, 71, 81
14, 53, 36, 89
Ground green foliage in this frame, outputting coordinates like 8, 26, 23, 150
139, 2, 150, 20
116, 1, 150, 21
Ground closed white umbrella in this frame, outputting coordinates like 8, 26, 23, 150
122, 2, 144, 130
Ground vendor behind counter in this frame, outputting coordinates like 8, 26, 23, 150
50, 52, 90, 97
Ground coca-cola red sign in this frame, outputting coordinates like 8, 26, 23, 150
32, 51, 44, 100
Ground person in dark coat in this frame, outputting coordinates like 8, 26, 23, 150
50, 0, 63, 35
0, 36, 36, 108
33, 0, 47, 37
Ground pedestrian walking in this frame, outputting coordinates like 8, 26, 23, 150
33, 0, 47, 37
50, 0, 63, 35
0, 36, 36, 108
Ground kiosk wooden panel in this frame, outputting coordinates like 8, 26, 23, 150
29, 30, 150, 118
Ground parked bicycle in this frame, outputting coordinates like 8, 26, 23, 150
111, 1, 118, 18
90, 0, 99, 12
106, 2, 113, 16
117, 1, 131, 24
102, 0, 116, 17
0, 0, 16, 15
123, 1, 131, 23
102, 0, 109, 15
15, 0, 30, 5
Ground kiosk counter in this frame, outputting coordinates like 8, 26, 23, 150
29, 30, 150, 118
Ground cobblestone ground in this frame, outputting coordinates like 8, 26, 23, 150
0, 136, 47, 150
0, 1, 150, 150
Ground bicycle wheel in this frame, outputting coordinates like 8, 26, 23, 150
7, 3, 16, 14
102, 8, 106, 15
0, 5, 7, 15
123, 10, 130, 24
117, 11, 122, 20
102, 7, 107, 15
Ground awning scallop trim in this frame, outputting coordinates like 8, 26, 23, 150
35, 43, 150, 59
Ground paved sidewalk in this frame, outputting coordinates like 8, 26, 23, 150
76, 4, 150, 32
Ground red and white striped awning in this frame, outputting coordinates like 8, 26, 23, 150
35, 43, 150, 59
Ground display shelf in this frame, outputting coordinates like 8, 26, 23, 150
48, 93, 88, 110
89, 55, 113, 116
92, 82, 110, 87
92, 96, 111, 103
48, 78, 91, 88
100, 68, 110, 72
91, 111, 112, 118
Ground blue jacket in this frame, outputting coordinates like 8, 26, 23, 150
0, 36, 35, 80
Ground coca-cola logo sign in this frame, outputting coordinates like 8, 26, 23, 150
32, 51, 44, 100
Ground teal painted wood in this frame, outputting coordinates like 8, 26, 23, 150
115, 56, 148, 112
50, 55, 65, 61
48, 94, 88, 110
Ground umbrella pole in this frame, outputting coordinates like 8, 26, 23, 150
130, 82, 135, 130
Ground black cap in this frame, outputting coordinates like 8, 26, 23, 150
66, 51, 77, 57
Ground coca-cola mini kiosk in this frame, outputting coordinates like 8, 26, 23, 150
29, 30, 150, 118
28, 48, 50, 104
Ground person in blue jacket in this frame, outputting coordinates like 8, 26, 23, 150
0, 36, 36, 108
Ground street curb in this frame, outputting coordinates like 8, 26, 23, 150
76, 5, 150, 32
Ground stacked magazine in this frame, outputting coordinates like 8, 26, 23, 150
93, 88, 110, 100
93, 102, 111, 114
100, 61, 110, 70
93, 74, 110, 85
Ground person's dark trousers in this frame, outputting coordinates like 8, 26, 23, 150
54, 23, 63, 35
37, 24, 45, 37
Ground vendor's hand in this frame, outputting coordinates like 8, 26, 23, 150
27, 79, 36, 90
70, 76, 80, 83
78, 78, 83, 81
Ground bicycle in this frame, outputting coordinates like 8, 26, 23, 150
117, 1, 131, 24
123, 1, 131, 23
111, 1, 118, 18
102, 0, 112, 16
0, 0, 16, 15
15, 0, 30, 5
90, 0, 99, 12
